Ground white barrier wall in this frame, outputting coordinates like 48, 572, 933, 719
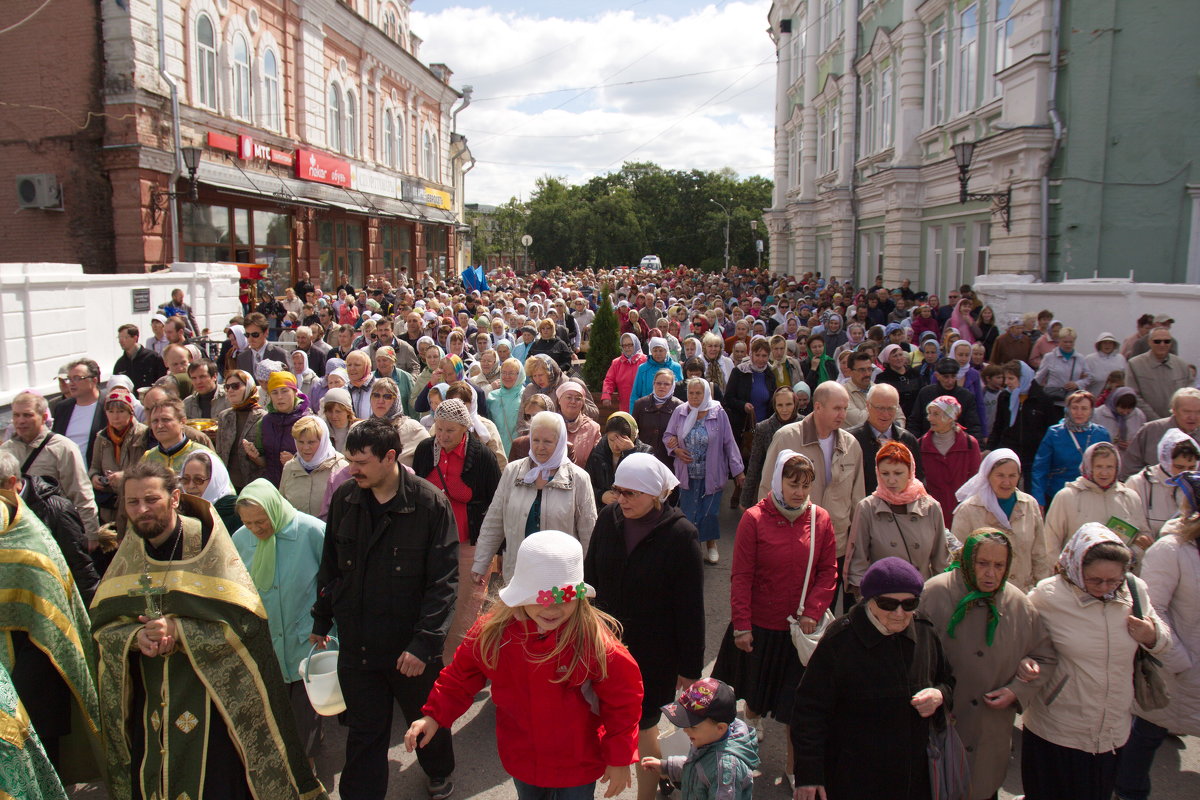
0, 262, 242, 405
974, 275, 1200, 370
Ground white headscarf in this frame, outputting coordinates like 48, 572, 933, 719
1158, 427, 1195, 474
680, 378, 719, 439
229, 324, 248, 352
106, 374, 147, 422
620, 332, 643, 362
295, 416, 337, 472
648, 337, 669, 358
952, 340, 974, 378
771, 448, 813, 510
954, 448, 1022, 528
1058, 522, 1127, 599
522, 411, 568, 484
464, 385, 492, 443
181, 449, 233, 504
613, 452, 679, 500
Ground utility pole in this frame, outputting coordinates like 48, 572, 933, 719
710, 198, 731, 271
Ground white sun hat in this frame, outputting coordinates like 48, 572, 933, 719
498, 530, 595, 608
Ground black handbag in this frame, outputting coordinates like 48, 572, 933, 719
1126, 575, 1170, 711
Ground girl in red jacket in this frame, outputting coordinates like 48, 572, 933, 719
406, 530, 644, 799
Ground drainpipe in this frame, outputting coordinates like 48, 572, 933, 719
451, 85, 473, 134
1040, 0, 1065, 282
157, 0, 184, 264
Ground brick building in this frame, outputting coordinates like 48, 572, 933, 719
0, 0, 472, 290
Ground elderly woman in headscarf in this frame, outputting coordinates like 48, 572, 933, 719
584, 411, 654, 512
528, 317, 574, 371
412, 399, 502, 662
214, 369, 267, 491
468, 348, 503, 394
664, 377, 744, 564
712, 450, 836, 757
846, 441, 948, 596
288, 349, 318, 397
1125, 427, 1200, 538
1092, 386, 1146, 453
1028, 318, 1064, 369
951, 448, 1051, 592
740, 385, 801, 511
521, 353, 600, 420
791, 557, 953, 800
318, 387, 356, 454
179, 448, 238, 533
105, 374, 147, 422
307, 357, 346, 410
231, 478, 327, 756
633, 368, 684, 468
1030, 390, 1112, 507
89, 386, 149, 523
364, 375, 430, 467
248, 370, 312, 486
584, 452, 703, 800
223, 323, 249, 377
556, 380, 601, 467
602, 332, 648, 412
472, 410, 597, 585
445, 381, 506, 468
278, 415, 348, 518
372, 345, 416, 418
1045, 441, 1150, 558
629, 336, 684, 411
922, 529, 1058, 800
487, 357, 526, 457
951, 339, 988, 438
988, 359, 1056, 476
919, 394, 982, 526
723, 337, 776, 444
1021, 524, 1171, 800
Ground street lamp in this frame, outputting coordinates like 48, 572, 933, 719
149, 146, 203, 226
951, 140, 1012, 232
709, 198, 731, 271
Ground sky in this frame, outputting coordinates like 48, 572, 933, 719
411, 1, 777, 205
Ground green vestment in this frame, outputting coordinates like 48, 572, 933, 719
0, 658, 68, 800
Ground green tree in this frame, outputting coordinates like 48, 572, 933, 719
581, 291, 619, 394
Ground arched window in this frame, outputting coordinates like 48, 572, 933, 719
345, 91, 358, 157
422, 129, 437, 180
232, 33, 252, 119
262, 49, 281, 130
196, 14, 218, 109
383, 111, 395, 167
395, 112, 406, 171
328, 84, 342, 152
383, 9, 399, 41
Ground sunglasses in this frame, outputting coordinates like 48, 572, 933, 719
371, 392, 397, 400
610, 487, 642, 499
247, 331, 264, 339
225, 382, 244, 391
1151, 339, 1171, 344
873, 596, 920, 612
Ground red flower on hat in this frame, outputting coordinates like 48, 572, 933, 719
536, 590, 556, 607
561, 584, 576, 602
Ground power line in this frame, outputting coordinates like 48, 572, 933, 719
468, 63, 770, 103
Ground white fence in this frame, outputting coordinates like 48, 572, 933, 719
0, 262, 242, 405
974, 275, 1200, 370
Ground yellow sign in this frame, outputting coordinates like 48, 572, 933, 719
417, 185, 452, 210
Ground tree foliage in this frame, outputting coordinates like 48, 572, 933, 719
581, 291, 619, 393
492, 162, 772, 270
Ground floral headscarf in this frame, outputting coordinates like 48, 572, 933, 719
945, 529, 1012, 646
1057, 522, 1127, 600
1080, 441, 1121, 489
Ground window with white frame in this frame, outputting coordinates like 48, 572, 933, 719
383, 8, 399, 41
952, 224, 967, 287
861, 77, 874, 156
925, 226, 943, 294
195, 13, 218, 109
787, 129, 800, 189
975, 221, 991, 275
232, 33, 252, 120
819, 0, 833, 53
879, 65, 893, 149
955, 4, 979, 115
345, 91, 358, 157
926, 23, 946, 127
991, 0, 1015, 97
261, 49, 281, 131
817, 107, 828, 174
383, 111, 395, 167
395, 112, 406, 171
829, 102, 839, 174
816, 236, 832, 275
422, 129, 438, 180
788, 27, 803, 86
327, 84, 343, 152
859, 229, 884, 286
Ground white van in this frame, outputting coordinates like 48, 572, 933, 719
638, 255, 662, 270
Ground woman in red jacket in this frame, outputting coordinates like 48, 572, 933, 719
407, 530, 643, 799
919, 395, 983, 527
601, 333, 648, 411
711, 449, 837, 773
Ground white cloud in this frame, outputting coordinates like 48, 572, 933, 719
412, 2, 776, 205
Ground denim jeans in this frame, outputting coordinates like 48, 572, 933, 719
513, 777, 597, 799
1114, 715, 1170, 800
679, 477, 723, 542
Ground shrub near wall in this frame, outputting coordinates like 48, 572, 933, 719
581, 291, 619, 394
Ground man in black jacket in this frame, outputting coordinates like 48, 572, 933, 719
113, 323, 167, 391
906, 358, 984, 441
848, 383, 923, 494
310, 418, 458, 800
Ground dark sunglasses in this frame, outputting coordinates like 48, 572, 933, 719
247, 331, 264, 339
873, 596, 920, 612
371, 392, 396, 400
611, 487, 641, 499
225, 382, 244, 390
1151, 339, 1171, 344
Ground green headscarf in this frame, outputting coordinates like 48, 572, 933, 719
605, 410, 639, 440
237, 479, 298, 592
945, 529, 1012, 646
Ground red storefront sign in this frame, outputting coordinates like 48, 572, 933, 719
295, 149, 351, 188
237, 135, 294, 167
207, 131, 238, 153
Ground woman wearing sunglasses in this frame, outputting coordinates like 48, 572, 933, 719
791, 557, 952, 800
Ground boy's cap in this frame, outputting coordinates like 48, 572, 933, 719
661, 678, 736, 727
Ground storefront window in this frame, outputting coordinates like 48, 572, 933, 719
319, 219, 366, 291
181, 203, 292, 292
380, 222, 412, 285
423, 223, 448, 279
254, 209, 292, 298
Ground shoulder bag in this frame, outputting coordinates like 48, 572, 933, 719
789, 502, 836, 666
1127, 574, 1170, 711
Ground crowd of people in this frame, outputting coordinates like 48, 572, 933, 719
2, 265, 1198, 800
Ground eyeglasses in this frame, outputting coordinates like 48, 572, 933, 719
611, 488, 642, 499
371, 392, 396, 400
1151, 339, 1172, 344
1083, 577, 1123, 590
873, 596, 920, 612
225, 382, 244, 391
868, 403, 898, 413
247, 331, 264, 339
67, 374, 95, 383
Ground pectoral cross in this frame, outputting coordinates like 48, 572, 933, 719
128, 572, 167, 619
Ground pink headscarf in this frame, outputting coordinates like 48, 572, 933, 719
948, 299, 977, 344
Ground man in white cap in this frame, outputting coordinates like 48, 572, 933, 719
148, 314, 170, 356
1083, 332, 1127, 394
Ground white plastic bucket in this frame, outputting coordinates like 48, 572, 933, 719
299, 638, 346, 716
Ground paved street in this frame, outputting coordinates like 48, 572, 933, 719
68, 494, 1199, 799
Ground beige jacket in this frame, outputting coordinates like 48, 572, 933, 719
183, 388, 230, 421
1043, 477, 1150, 559
279, 453, 349, 518
950, 492, 1050, 592
1, 429, 99, 540
845, 493, 948, 589
475, 417, 508, 469
1024, 573, 1171, 754
1124, 465, 1181, 537
472, 458, 598, 582
1120, 417, 1197, 479
922, 571, 1057, 799
757, 414, 865, 555
1137, 526, 1200, 736
393, 416, 431, 468
1125, 352, 1191, 420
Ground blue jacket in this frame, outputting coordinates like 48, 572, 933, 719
630, 356, 683, 411
1030, 422, 1111, 506
663, 718, 759, 800
233, 511, 327, 682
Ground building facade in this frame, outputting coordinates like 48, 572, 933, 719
1, 0, 472, 289
765, 0, 1200, 292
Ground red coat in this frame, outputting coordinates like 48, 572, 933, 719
731, 497, 838, 631
601, 353, 647, 409
919, 428, 982, 527
423, 616, 643, 788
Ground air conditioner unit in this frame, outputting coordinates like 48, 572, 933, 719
15, 174, 62, 210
